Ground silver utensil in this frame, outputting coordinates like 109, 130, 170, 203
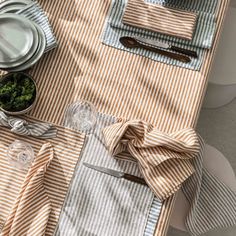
135, 36, 198, 58
83, 163, 147, 185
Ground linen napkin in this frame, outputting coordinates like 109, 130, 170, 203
2, 143, 53, 236
55, 113, 161, 236
103, 119, 200, 201
103, 119, 236, 236
102, 0, 219, 70
123, 0, 198, 40
0, 111, 57, 138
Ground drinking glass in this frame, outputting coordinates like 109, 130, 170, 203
7, 140, 34, 170
64, 100, 97, 133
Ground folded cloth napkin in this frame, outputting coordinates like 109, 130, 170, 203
103, 119, 236, 236
123, 0, 198, 40
0, 0, 57, 52
55, 113, 162, 236
103, 119, 200, 200
102, 0, 219, 70
2, 143, 53, 236
0, 111, 57, 138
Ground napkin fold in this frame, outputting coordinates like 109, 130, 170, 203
103, 119, 236, 236
2, 143, 54, 236
0, 111, 57, 138
103, 119, 200, 200
123, 0, 198, 40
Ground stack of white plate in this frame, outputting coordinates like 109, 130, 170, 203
0, 13, 46, 72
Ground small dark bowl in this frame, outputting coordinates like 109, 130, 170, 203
0, 72, 38, 115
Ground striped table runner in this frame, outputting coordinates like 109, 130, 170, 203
0, 0, 230, 235
123, 0, 198, 40
0, 118, 85, 235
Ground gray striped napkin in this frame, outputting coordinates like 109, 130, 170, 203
102, 0, 219, 70
55, 113, 161, 236
183, 138, 236, 235
0, 111, 57, 139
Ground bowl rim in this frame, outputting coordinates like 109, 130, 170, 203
0, 72, 38, 115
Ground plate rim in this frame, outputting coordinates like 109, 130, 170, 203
0, 0, 32, 9
9, 22, 47, 72
0, 13, 39, 67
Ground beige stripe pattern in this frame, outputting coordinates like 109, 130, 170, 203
0, 0, 230, 235
103, 119, 200, 200
0, 117, 85, 235
2, 143, 53, 236
122, 0, 198, 40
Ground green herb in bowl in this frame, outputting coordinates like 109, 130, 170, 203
0, 73, 37, 114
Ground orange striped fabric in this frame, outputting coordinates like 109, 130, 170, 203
2, 143, 53, 236
0, 117, 85, 235
0, 0, 230, 235
103, 119, 200, 200
122, 0, 198, 40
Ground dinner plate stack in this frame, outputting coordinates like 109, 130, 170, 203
0, 12, 46, 72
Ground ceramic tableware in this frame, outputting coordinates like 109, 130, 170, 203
8, 22, 46, 72
0, 13, 39, 68
0, 0, 31, 13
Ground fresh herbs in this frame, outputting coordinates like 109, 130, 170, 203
0, 73, 36, 112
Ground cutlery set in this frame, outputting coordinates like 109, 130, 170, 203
0, 0, 46, 71
120, 36, 198, 63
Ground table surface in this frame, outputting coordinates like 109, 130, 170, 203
0, 0, 230, 235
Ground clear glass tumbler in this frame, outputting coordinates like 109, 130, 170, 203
7, 140, 34, 170
64, 100, 97, 133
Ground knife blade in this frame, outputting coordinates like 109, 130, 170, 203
135, 36, 198, 58
83, 163, 147, 185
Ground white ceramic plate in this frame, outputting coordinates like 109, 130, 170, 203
0, 14, 38, 67
9, 22, 46, 72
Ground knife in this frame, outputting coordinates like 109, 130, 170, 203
83, 163, 147, 185
135, 36, 198, 58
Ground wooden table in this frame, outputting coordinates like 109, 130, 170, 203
0, 0, 231, 235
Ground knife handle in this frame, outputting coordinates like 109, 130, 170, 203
170, 46, 198, 58
123, 173, 147, 185
140, 43, 191, 63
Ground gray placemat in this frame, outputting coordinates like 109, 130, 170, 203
55, 113, 162, 236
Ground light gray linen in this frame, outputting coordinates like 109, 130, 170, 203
55, 113, 161, 236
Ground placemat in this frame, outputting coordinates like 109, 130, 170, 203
102, 0, 219, 70
55, 113, 161, 236
0, 117, 85, 235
